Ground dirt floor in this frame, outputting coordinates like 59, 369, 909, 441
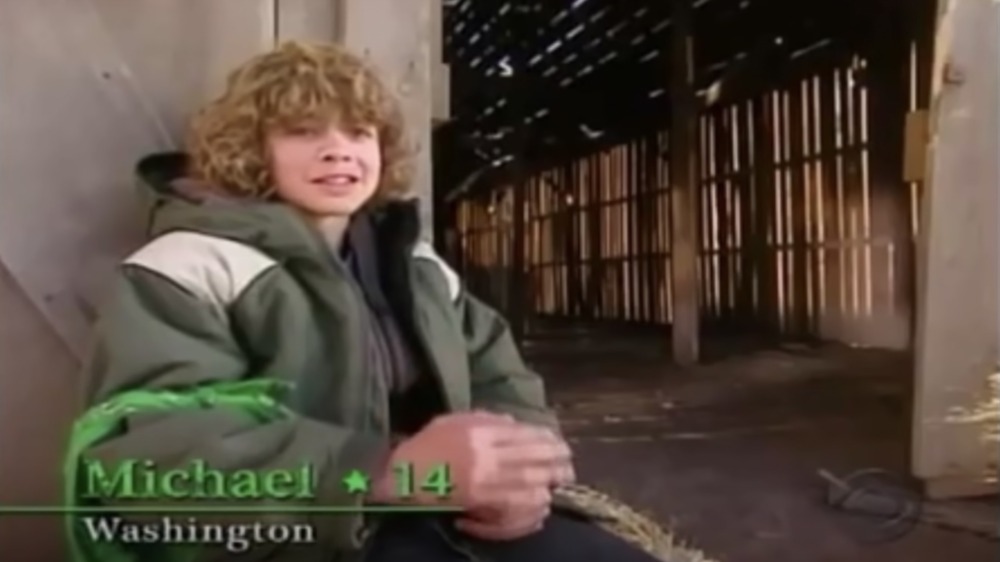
522, 325, 998, 562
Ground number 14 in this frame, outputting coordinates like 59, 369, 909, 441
393, 462, 454, 498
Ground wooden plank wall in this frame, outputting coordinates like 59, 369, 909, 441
453, 37, 932, 348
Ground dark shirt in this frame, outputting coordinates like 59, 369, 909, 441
339, 215, 442, 435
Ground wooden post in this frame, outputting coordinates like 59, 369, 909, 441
669, 0, 700, 365
911, 0, 998, 499
505, 5, 532, 342
338, 0, 434, 236
752, 97, 777, 334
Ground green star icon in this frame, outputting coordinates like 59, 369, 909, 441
342, 469, 370, 495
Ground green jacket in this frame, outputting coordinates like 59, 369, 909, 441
71, 153, 561, 561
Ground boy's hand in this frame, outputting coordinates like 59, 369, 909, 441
454, 414, 574, 542
455, 501, 550, 541
372, 411, 574, 515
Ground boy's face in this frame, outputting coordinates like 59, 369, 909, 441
266, 120, 381, 218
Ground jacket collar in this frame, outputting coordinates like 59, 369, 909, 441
136, 152, 424, 264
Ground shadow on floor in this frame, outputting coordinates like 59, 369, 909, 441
523, 326, 998, 562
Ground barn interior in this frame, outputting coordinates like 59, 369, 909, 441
438, 0, 931, 355
0, 0, 995, 561
434, 0, 998, 560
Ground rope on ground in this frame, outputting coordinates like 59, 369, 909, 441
556, 484, 716, 562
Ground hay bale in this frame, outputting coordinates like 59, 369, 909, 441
556, 484, 715, 562
947, 370, 999, 475
976, 372, 999, 444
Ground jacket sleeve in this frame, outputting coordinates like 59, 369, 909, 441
79, 261, 390, 553
458, 290, 560, 431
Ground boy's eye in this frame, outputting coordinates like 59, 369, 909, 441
286, 124, 322, 137
350, 126, 376, 139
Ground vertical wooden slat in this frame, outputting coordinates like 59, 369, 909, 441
587, 155, 601, 320
641, 135, 656, 322
832, 67, 849, 331
557, 167, 569, 316
660, 130, 672, 324
629, 141, 639, 321
737, 100, 756, 325
771, 91, 785, 330
629, 141, 642, 321
778, 88, 793, 332
601, 153, 609, 319
714, 107, 735, 327
706, 114, 719, 322
753, 92, 777, 332
842, 60, 865, 329
698, 114, 713, 321
807, 75, 825, 334
570, 162, 581, 317
647, 133, 664, 323
535, 179, 543, 314
613, 148, 622, 320
788, 79, 810, 336
818, 70, 838, 337
510, 180, 526, 339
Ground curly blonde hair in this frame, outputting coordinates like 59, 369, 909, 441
186, 41, 413, 201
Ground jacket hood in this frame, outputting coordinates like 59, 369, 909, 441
136, 151, 423, 262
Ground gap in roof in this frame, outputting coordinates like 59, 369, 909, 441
538, 0, 606, 70
791, 38, 832, 59
640, 49, 659, 63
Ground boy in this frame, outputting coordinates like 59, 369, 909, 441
77, 41, 664, 562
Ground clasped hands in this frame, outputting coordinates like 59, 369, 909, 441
372, 411, 575, 541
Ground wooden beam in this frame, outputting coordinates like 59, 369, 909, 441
338, 0, 434, 235
669, 0, 700, 365
911, 0, 999, 499
505, 4, 534, 342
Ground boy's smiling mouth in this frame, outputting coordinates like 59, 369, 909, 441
313, 173, 360, 187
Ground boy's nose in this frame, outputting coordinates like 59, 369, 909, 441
319, 149, 353, 162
